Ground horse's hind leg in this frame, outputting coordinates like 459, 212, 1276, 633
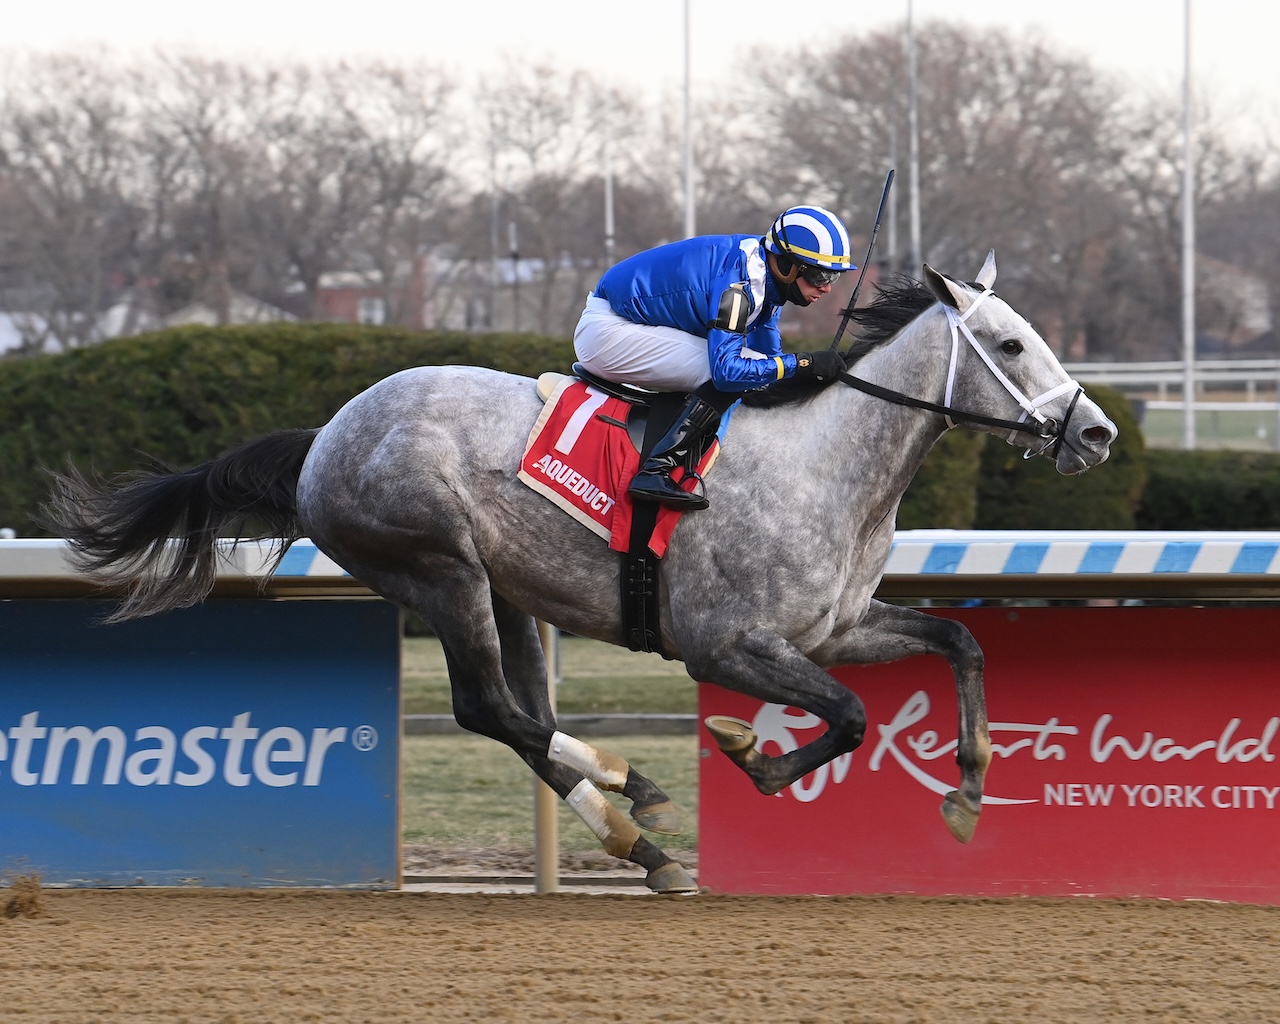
490, 596, 696, 893
325, 552, 695, 890
694, 630, 869, 795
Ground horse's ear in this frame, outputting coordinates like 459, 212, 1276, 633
923, 263, 966, 311
975, 249, 997, 289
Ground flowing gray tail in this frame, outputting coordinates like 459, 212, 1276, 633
42, 428, 320, 622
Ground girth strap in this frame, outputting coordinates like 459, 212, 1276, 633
619, 391, 687, 660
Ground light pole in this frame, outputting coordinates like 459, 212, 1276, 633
509, 220, 520, 332
604, 134, 616, 267
682, 0, 696, 238
1181, 0, 1197, 449
906, 0, 922, 274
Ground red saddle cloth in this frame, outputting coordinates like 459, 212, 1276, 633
517, 378, 718, 557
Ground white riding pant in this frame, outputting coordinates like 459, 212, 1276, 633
574, 295, 712, 392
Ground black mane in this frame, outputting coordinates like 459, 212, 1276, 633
840, 274, 938, 362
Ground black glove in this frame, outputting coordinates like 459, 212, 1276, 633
791, 350, 847, 383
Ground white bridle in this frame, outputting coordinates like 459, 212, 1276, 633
941, 289, 1082, 451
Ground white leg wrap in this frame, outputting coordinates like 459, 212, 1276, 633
566, 779, 640, 859
548, 730, 628, 789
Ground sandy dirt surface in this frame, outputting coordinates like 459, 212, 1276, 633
3, 883, 1278, 1023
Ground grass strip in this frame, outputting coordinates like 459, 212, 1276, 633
402, 733, 699, 855
402, 634, 697, 716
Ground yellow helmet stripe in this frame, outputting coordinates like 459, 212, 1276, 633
779, 240, 852, 266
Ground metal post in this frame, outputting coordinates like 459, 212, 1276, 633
533, 619, 559, 893
604, 135, 616, 267
906, 0, 922, 273
1274, 363, 1280, 451
1181, 0, 1197, 449
509, 221, 519, 333
682, 0, 696, 238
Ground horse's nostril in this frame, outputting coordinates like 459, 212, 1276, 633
1082, 425, 1113, 446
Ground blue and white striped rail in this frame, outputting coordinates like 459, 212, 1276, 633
169, 531, 1280, 600
270, 531, 1280, 580
878, 530, 1280, 599
884, 529, 1280, 577
0, 538, 365, 599
5, 531, 1280, 600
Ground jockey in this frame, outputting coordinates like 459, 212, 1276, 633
574, 204, 854, 510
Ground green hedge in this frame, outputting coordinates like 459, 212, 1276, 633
972, 385, 1147, 530
898, 429, 986, 529
895, 386, 1147, 531
1135, 449, 1280, 530
0, 323, 575, 533
5, 327, 1279, 537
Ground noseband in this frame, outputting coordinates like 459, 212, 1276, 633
838, 289, 1085, 461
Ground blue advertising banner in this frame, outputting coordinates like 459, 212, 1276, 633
0, 600, 400, 888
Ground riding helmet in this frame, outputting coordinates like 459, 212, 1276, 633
763, 205, 854, 304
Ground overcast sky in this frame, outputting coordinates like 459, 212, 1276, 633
4, 1, 1276, 116
4, 1, 1278, 151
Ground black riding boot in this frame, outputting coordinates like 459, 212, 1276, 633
628, 393, 724, 510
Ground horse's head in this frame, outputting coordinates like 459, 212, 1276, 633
923, 251, 1116, 475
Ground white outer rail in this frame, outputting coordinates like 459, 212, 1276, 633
1064, 358, 1280, 389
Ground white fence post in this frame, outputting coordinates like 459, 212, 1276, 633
533, 620, 560, 893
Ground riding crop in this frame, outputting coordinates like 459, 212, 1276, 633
830, 168, 895, 352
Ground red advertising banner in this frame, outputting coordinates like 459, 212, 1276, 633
698, 607, 1280, 903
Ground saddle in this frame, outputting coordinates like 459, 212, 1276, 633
530, 364, 717, 659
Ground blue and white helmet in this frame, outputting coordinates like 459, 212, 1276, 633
763, 205, 855, 281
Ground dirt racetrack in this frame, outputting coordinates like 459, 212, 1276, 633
3, 886, 1279, 1023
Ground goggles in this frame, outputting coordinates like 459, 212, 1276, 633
797, 262, 842, 288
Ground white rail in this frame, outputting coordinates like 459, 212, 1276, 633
1064, 359, 1280, 389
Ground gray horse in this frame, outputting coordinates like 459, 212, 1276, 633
48, 253, 1116, 893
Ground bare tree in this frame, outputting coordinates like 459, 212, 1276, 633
336, 61, 459, 327
1199, 150, 1280, 353
0, 52, 146, 351
723, 22, 1272, 359
143, 55, 265, 324
230, 61, 385, 319
0, 34, 1273, 362
476, 64, 648, 335
1099, 89, 1258, 358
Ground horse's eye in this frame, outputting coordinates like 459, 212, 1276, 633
999, 339, 1023, 356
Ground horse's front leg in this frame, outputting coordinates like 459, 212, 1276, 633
814, 599, 991, 843
692, 629, 869, 796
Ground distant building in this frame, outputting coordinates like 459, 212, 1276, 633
314, 269, 397, 326
0, 287, 295, 355
0, 292, 161, 355
314, 249, 593, 336
163, 292, 296, 328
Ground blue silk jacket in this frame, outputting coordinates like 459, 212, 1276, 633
594, 234, 800, 392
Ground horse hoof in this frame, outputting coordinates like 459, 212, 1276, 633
632, 799, 682, 836
645, 862, 699, 894
704, 715, 757, 754
941, 790, 980, 844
